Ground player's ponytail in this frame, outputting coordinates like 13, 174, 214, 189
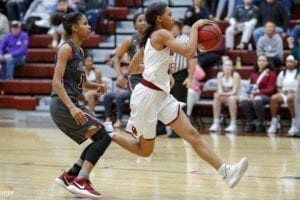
139, 2, 167, 48
50, 12, 84, 38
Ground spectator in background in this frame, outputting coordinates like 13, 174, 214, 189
0, 20, 28, 80
186, 64, 205, 118
48, 0, 75, 48
214, 0, 236, 21
0, 11, 9, 42
267, 55, 299, 136
184, 0, 210, 27
104, 66, 130, 128
287, 25, 300, 62
83, 54, 103, 115
23, 0, 58, 33
225, 0, 258, 50
209, 59, 241, 133
253, 0, 289, 44
5, 0, 32, 21
77, 0, 112, 33
256, 21, 283, 68
240, 55, 277, 133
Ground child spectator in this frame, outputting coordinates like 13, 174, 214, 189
83, 54, 103, 115
0, 20, 28, 80
267, 55, 299, 135
240, 55, 277, 133
209, 59, 241, 133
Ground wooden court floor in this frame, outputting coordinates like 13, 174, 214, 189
0, 121, 300, 200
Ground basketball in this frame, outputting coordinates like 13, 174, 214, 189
198, 23, 222, 51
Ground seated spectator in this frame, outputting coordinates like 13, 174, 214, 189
253, 0, 289, 44
183, 0, 210, 27
23, 0, 58, 33
209, 59, 241, 133
287, 25, 300, 62
214, 0, 236, 21
0, 11, 9, 42
240, 55, 277, 133
104, 66, 130, 128
48, 0, 75, 48
5, 0, 32, 21
267, 55, 299, 135
225, 0, 258, 50
83, 54, 102, 115
0, 20, 28, 80
256, 21, 283, 68
186, 64, 205, 118
77, 0, 111, 33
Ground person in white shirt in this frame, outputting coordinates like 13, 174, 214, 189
267, 55, 299, 135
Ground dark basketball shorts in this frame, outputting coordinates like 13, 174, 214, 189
50, 96, 102, 144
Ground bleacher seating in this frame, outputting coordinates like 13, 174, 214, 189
0, 1, 299, 119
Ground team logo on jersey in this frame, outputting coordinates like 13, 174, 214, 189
77, 61, 86, 72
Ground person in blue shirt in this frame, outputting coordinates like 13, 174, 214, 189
0, 20, 28, 80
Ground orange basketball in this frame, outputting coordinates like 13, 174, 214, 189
198, 23, 222, 51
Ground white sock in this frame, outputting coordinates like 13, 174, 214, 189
213, 118, 220, 124
218, 163, 229, 178
271, 117, 277, 124
230, 120, 236, 126
292, 118, 296, 126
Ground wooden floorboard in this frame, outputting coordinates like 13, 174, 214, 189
0, 120, 299, 199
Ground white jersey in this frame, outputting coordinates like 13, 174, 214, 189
276, 69, 298, 91
143, 38, 171, 93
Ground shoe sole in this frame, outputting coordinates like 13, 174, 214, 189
55, 178, 68, 189
67, 185, 104, 199
230, 157, 248, 188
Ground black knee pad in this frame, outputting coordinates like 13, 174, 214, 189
85, 128, 112, 165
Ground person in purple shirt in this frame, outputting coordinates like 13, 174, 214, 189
0, 20, 28, 80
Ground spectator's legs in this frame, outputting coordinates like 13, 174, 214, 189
225, 25, 236, 49
267, 94, 282, 134
227, 95, 237, 121
215, 0, 227, 20
240, 99, 255, 132
253, 95, 269, 132
186, 89, 199, 117
115, 92, 130, 121
3, 56, 25, 80
104, 92, 116, 121
287, 94, 298, 135
16, 2, 28, 20
253, 27, 265, 44
287, 94, 296, 118
6, 2, 17, 21
241, 22, 256, 44
226, 0, 236, 18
